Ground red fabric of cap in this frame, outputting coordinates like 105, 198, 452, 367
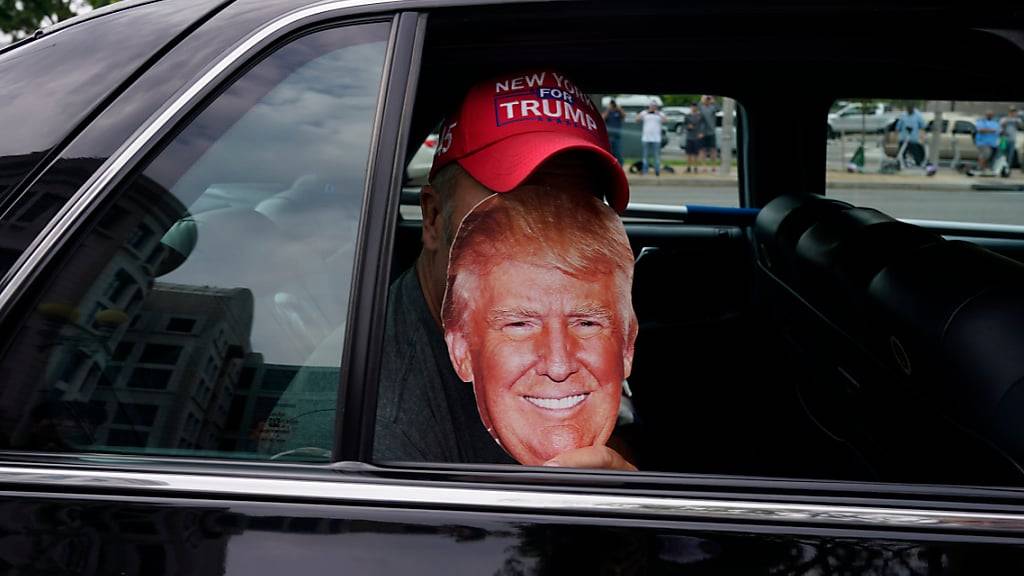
429, 70, 629, 213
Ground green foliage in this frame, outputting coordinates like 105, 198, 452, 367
1, 0, 119, 40
661, 94, 703, 107
890, 99, 925, 111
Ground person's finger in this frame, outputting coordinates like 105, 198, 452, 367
543, 446, 637, 471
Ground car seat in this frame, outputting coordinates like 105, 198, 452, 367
755, 194, 1024, 485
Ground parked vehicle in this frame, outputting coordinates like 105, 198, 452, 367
1, 1, 1024, 574
883, 113, 1024, 168
405, 133, 437, 186
600, 94, 668, 156
828, 102, 898, 136
663, 105, 690, 133
661, 106, 739, 153
602, 94, 663, 119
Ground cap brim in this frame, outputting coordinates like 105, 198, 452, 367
456, 131, 630, 214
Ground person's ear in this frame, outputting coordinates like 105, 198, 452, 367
420, 184, 444, 251
622, 314, 639, 379
445, 329, 474, 382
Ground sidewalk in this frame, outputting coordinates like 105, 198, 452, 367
826, 170, 1024, 191
625, 168, 1024, 191
626, 171, 736, 187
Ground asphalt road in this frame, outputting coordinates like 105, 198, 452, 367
825, 187, 1024, 226
630, 185, 1024, 226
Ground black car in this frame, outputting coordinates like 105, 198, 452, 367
1, 1, 1024, 573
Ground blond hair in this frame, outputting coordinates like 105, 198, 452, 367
441, 184, 635, 337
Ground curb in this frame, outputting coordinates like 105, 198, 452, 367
827, 179, 1024, 191
626, 176, 1024, 192
825, 180, 969, 191
625, 176, 736, 188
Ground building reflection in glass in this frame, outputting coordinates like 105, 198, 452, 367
0, 172, 338, 461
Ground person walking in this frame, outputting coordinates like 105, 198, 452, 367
895, 104, 927, 168
636, 100, 666, 176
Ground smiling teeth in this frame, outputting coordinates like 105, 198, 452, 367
525, 394, 588, 410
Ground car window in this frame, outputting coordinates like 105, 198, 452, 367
403, 93, 743, 217
826, 99, 1024, 225
384, 75, 749, 470
953, 120, 977, 135
0, 22, 390, 461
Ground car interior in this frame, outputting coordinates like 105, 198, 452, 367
380, 4, 1024, 484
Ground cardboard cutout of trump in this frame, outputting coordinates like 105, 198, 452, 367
441, 185, 638, 466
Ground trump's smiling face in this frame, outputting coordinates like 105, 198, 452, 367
445, 259, 633, 465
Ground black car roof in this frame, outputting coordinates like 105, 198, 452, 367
0, 0, 226, 213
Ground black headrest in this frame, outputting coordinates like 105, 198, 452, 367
755, 194, 851, 281
869, 241, 1024, 401
756, 194, 944, 326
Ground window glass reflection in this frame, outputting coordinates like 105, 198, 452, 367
0, 23, 389, 461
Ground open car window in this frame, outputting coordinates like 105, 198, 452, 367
826, 98, 1024, 226
403, 94, 744, 222
380, 77, 762, 473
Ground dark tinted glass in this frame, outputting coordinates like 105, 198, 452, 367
0, 22, 390, 461
0, 0, 221, 274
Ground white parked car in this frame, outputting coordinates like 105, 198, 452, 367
828, 102, 898, 136
405, 133, 438, 186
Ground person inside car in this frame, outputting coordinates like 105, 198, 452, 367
373, 69, 635, 469
441, 185, 638, 468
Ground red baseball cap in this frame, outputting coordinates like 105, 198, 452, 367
428, 70, 629, 213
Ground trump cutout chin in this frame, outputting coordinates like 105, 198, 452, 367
441, 185, 638, 466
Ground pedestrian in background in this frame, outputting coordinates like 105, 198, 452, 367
603, 99, 625, 166
975, 110, 1000, 171
895, 104, 927, 167
699, 95, 720, 173
683, 103, 707, 173
1001, 105, 1021, 175
636, 100, 665, 176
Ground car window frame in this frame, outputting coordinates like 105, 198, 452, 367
953, 120, 976, 135
337, 11, 424, 462
351, 7, 1024, 505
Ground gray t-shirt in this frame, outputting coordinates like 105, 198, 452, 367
373, 267, 514, 464
699, 103, 719, 137
685, 111, 708, 142
1002, 115, 1021, 140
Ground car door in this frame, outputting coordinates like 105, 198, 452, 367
3, 2, 1024, 575
952, 119, 978, 161
0, 2, 433, 573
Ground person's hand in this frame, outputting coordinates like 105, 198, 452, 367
542, 445, 637, 471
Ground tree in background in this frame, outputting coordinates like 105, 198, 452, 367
661, 94, 702, 107
1, 0, 118, 41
